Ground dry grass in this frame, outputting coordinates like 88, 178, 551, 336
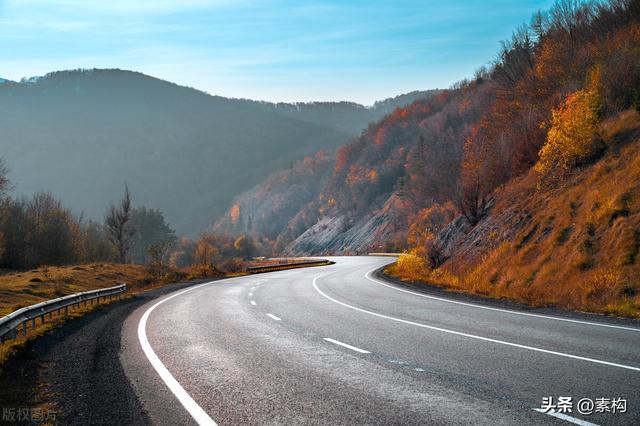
389, 110, 640, 318
0, 257, 331, 364
0, 263, 155, 317
0, 263, 162, 364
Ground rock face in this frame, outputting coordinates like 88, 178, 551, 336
286, 193, 412, 255
433, 203, 532, 272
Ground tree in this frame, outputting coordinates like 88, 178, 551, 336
0, 159, 10, 263
0, 158, 10, 201
234, 234, 256, 259
535, 88, 602, 180
129, 206, 176, 263
0, 192, 81, 269
105, 184, 135, 263
147, 240, 174, 279
80, 220, 116, 263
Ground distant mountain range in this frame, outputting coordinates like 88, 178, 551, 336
0, 68, 437, 235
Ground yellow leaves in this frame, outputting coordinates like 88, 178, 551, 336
367, 169, 378, 182
229, 203, 241, 224
389, 250, 429, 281
535, 88, 601, 178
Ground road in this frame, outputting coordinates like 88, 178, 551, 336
120, 256, 640, 425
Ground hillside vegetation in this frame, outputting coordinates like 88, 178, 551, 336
388, 110, 640, 317
217, 0, 640, 316
0, 70, 434, 235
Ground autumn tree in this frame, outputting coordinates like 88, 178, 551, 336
234, 234, 256, 259
457, 128, 497, 225
147, 240, 174, 279
105, 184, 135, 263
407, 202, 456, 267
535, 87, 602, 181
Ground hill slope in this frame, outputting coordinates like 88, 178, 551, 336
214, 0, 640, 316
389, 110, 640, 317
0, 69, 433, 235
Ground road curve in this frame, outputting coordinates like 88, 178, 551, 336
120, 256, 640, 425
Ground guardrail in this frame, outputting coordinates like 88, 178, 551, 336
0, 283, 127, 343
246, 260, 333, 274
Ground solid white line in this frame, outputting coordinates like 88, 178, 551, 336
365, 267, 640, 332
313, 275, 640, 372
533, 409, 599, 426
323, 337, 371, 354
266, 313, 281, 321
138, 282, 220, 426
250, 300, 257, 306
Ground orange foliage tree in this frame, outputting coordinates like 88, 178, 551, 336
535, 87, 602, 179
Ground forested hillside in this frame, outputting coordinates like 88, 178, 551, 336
0, 70, 431, 235
216, 0, 640, 314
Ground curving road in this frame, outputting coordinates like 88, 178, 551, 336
119, 256, 640, 425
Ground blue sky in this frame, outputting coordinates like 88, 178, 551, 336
0, 0, 555, 104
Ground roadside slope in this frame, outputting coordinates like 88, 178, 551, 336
390, 110, 640, 317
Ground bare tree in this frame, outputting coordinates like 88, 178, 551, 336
105, 184, 135, 263
147, 239, 174, 279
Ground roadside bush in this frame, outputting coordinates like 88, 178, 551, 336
535, 88, 603, 180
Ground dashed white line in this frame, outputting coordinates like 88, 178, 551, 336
266, 313, 282, 321
323, 338, 371, 354
248, 292, 253, 297
533, 409, 599, 426
250, 287, 255, 291
365, 267, 640, 332
138, 281, 220, 426
313, 274, 640, 372
250, 300, 257, 306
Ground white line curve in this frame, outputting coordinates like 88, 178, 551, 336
365, 267, 640, 332
313, 273, 640, 372
138, 281, 221, 426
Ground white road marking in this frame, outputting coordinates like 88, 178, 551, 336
250, 300, 257, 306
533, 408, 599, 426
365, 267, 640, 332
323, 338, 371, 354
138, 281, 220, 426
250, 287, 255, 291
266, 313, 282, 321
313, 275, 640, 372
248, 292, 253, 297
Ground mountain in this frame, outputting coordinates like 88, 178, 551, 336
216, 0, 640, 317
0, 69, 435, 235
213, 0, 640, 315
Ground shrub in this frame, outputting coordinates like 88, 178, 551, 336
535, 88, 603, 180
388, 251, 430, 282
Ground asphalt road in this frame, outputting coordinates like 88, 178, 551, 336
120, 256, 640, 425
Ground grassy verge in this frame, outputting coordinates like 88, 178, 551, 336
386, 251, 639, 319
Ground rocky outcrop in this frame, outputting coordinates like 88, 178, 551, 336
286, 193, 412, 255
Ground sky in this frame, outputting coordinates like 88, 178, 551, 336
0, 0, 555, 104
